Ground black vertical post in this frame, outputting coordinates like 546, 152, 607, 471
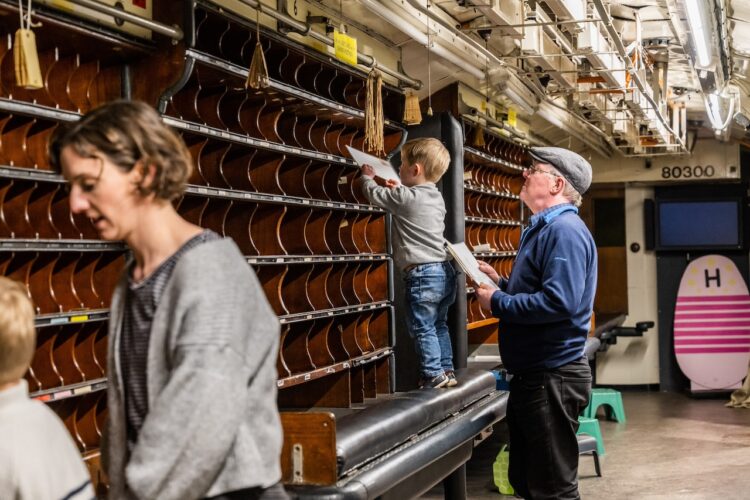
443, 467, 467, 500
437, 112, 467, 500
399, 113, 468, 499
438, 112, 468, 368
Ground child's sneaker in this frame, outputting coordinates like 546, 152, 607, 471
419, 372, 449, 389
445, 370, 458, 387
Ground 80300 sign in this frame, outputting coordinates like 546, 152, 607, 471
661, 165, 715, 179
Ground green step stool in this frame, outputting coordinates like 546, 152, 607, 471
584, 388, 626, 423
576, 417, 605, 456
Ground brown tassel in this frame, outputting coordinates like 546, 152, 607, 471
14, 29, 42, 89
472, 124, 485, 147
365, 68, 384, 155
246, 10, 269, 90
14, 0, 42, 90
403, 91, 422, 125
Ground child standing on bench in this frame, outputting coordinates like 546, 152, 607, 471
360, 138, 457, 389
0, 277, 94, 499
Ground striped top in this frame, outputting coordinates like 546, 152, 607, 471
121, 230, 219, 449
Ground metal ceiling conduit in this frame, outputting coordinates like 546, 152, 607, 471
536, 101, 614, 158
466, 108, 548, 146
403, 0, 503, 66
377, 0, 618, 156
231, 0, 422, 89
359, 0, 486, 79
591, 0, 688, 153
498, 65, 617, 157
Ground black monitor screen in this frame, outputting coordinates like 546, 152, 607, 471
657, 200, 742, 250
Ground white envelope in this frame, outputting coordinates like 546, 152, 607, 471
346, 145, 400, 182
445, 241, 499, 290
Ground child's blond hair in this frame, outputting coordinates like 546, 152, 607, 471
401, 138, 450, 182
0, 278, 35, 385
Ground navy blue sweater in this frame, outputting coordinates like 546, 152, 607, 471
491, 204, 597, 373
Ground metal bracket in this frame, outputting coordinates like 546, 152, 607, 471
473, 425, 494, 446
292, 443, 304, 483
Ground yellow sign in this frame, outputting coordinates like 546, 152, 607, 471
507, 108, 517, 128
334, 32, 358, 66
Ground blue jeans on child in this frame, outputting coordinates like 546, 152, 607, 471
404, 261, 457, 378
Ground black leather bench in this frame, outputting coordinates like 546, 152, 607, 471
283, 368, 508, 499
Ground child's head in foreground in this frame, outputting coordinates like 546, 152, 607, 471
0, 277, 35, 388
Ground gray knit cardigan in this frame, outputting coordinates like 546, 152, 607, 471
103, 238, 283, 499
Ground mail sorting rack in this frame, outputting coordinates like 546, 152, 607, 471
161, 0, 406, 408
461, 118, 527, 334
0, 0, 165, 493
0, 0, 406, 490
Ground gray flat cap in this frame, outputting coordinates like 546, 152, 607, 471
529, 146, 592, 194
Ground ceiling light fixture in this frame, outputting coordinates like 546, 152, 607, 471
684, 0, 713, 67
706, 92, 736, 131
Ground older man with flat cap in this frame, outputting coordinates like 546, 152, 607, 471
476, 146, 597, 500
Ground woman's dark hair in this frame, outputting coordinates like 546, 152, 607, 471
49, 100, 193, 200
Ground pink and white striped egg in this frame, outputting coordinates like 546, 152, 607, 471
674, 255, 750, 391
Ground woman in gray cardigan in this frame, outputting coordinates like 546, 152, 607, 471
49, 101, 287, 500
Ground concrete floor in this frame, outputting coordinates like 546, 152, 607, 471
423, 390, 750, 499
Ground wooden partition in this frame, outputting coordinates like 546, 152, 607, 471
0, 1, 403, 492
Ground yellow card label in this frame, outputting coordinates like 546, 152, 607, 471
508, 108, 517, 128
70, 315, 89, 323
50, 0, 75, 13
334, 32, 358, 66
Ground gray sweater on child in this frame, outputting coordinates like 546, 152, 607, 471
360, 177, 449, 271
104, 238, 283, 500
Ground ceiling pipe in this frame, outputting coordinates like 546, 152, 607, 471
403, 0, 502, 66
401, 0, 617, 155
465, 109, 548, 145
233, 0, 422, 88
359, 0, 485, 79
534, 7, 578, 59
591, 0, 687, 153
361, 0, 616, 156
662, 0, 701, 90
536, 101, 612, 158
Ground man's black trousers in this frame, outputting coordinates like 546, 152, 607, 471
507, 357, 592, 500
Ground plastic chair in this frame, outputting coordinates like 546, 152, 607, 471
584, 388, 626, 423
577, 433, 602, 477
577, 416, 605, 455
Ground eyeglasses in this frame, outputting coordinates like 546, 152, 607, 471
524, 163, 561, 178
65, 156, 105, 194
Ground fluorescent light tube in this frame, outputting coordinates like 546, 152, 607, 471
684, 0, 712, 67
